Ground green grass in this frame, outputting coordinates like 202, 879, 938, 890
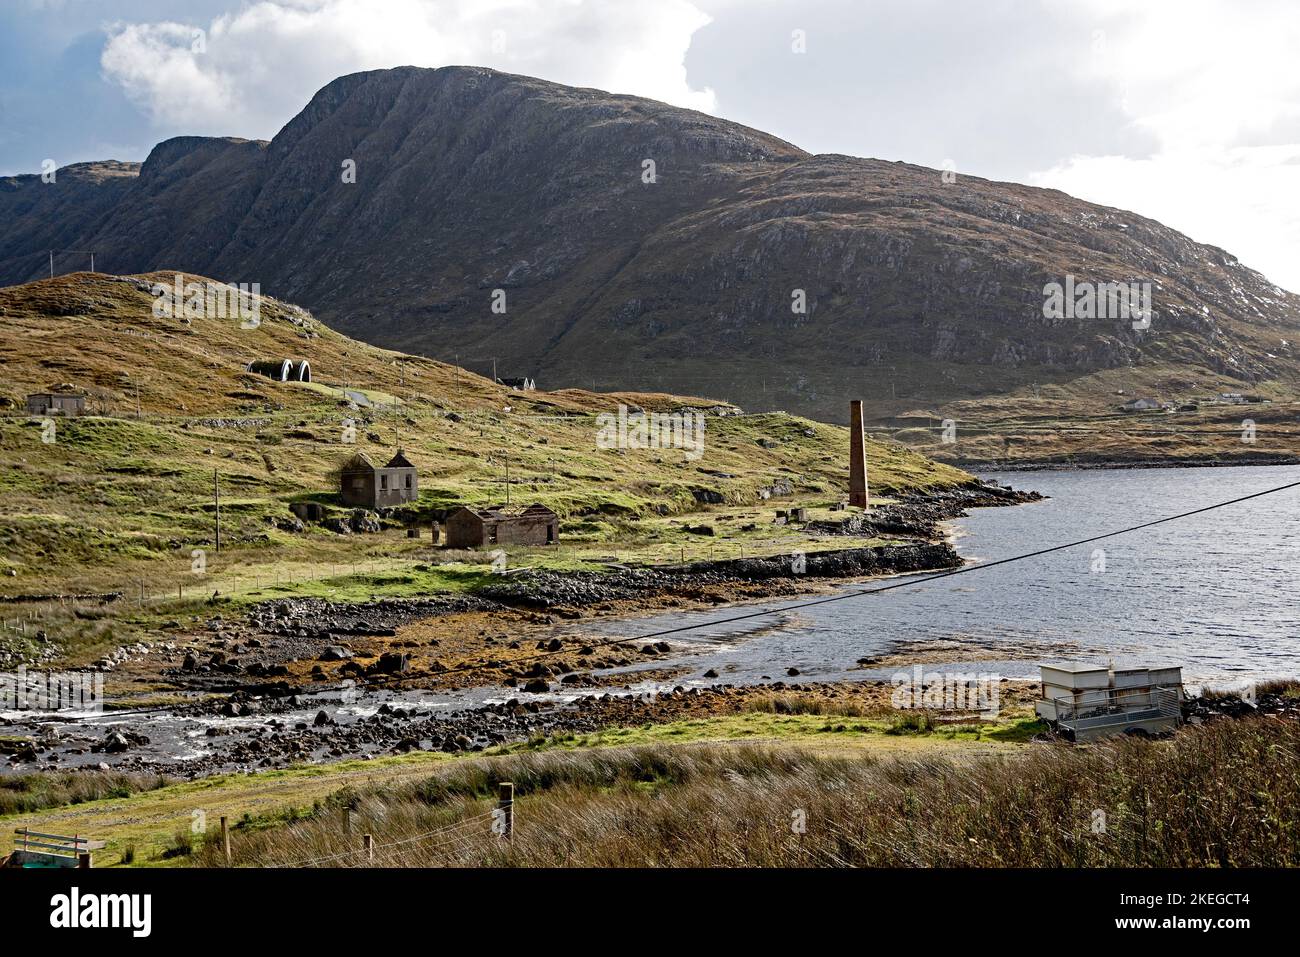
2, 707, 1036, 865
496, 709, 1045, 752
1, 273, 976, 668
0, 769, 175, 816
0, 749, 460, 865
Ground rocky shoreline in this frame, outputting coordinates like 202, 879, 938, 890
477, 541, 961, 608
950, 454, 1300, 472
2, 538, 973, 777
809, 479, 1043, 539
9, 680, 971, 777
131, 539, 961, 703
9, 675, 1298, 779
2, 480, 1041, 778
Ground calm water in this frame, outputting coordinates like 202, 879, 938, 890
8, 465, 1297, 768
577, 465, 1300, 688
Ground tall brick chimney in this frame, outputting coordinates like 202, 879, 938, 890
849, 399, 869, 508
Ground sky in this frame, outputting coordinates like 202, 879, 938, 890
2, 0, 1299, 291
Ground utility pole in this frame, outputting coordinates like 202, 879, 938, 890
48, 251, 54, 279
492, 357, 498, 384
214, 470, 221, 553
395, 357, 408, 449
89, 252, 94, 273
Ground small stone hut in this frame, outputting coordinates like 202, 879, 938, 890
26, 393, 86, 415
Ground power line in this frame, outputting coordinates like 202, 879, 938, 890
29, 248, 99, 278
367, 476, 1300, 684
603, 476, 1300, 643
34, 476, 1300, 718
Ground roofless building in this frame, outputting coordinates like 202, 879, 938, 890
445, 504, 559, 547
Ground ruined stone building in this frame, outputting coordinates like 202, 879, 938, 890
338, 450, 418, 509
26, 392, 86, 415
445, 503, 559, 547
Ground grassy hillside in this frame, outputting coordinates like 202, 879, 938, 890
0, 272, 969, 604
877, 364, 1300, 466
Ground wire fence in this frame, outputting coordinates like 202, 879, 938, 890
263, 799, 507, 869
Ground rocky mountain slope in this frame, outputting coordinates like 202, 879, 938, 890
4, 66, 1300, 424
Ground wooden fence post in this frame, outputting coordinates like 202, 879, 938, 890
498, 782, 514, 842
364, 833, 374, 863
220, 815, 231, 866
342, 807, 352, 836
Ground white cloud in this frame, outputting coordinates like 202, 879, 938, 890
101, 20, 238, 122
101, 0, 716, 138
94, 0, 1300, 292
1030, 0, 1300, 291
1031, 147, 1300, 294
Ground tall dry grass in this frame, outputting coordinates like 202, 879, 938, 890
197, 716, 1300, 868
1, 768, 173, 816
744, 694, 878, 718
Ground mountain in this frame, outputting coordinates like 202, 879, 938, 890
4, 65, 1300, 426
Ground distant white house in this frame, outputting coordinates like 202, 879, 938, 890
1121, 397, 1162, 412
